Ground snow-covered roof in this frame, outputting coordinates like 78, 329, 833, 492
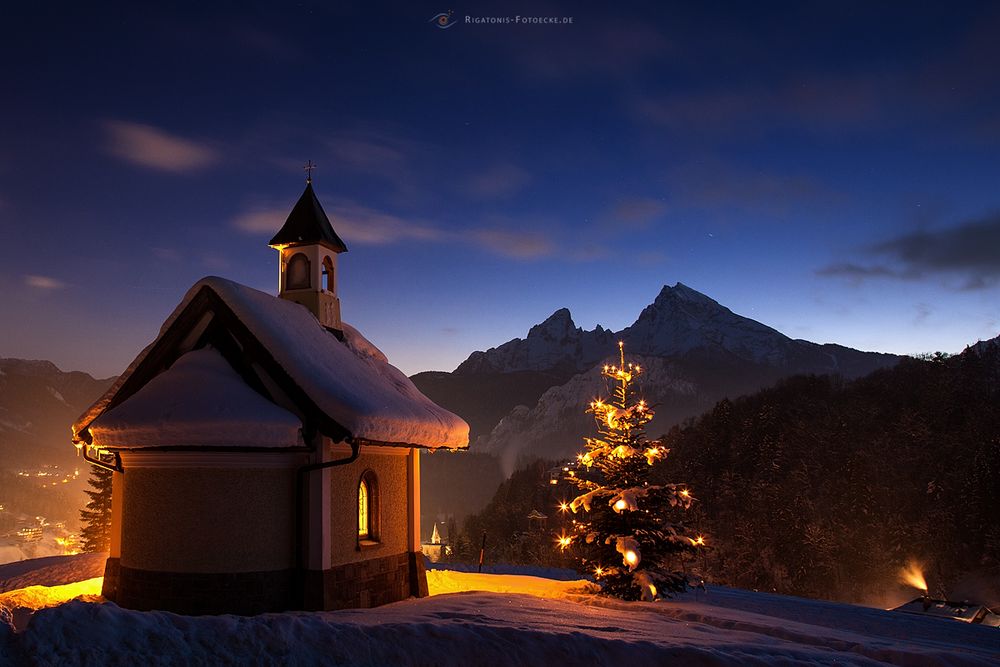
89, 348, 303, 449
74, 277, 469, 450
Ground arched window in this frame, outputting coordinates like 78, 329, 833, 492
286, 253, 310, 290
358, 471, 378, 541
322, 256, 334, 293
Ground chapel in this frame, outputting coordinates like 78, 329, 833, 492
71, 176, 469, 615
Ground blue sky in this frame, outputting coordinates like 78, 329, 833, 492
2, 1, 999, 377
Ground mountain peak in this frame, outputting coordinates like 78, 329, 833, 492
530, 308, 575, 338
623, 283, 792, 363
543, 307, 573, 325
454, 306, 615, 375
655, 282, 719, 307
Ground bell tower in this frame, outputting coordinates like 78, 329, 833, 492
268, 165, 348, 335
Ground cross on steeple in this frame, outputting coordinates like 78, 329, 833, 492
303, 160, 317, 183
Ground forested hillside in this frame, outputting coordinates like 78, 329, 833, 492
659, 343, 1000, 605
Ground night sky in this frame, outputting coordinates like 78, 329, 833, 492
3, 2, 1000, 378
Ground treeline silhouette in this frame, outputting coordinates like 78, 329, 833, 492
658, 345, 1000, 604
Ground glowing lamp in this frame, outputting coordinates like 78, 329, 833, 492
624, 550, 638, 565
613, 499, 628, 512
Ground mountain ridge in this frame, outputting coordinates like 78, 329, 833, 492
415, 282, 902, 481
0, 358, 116, 471
454, 283, 899, 378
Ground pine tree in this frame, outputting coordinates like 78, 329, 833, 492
562, 342, 701, 600
79, 465, 113, 553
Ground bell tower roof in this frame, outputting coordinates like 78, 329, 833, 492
268, 182, 348, 253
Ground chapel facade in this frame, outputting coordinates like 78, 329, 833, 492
71, 178, 469, 615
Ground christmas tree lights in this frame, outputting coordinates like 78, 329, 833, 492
559, 342, 702, 600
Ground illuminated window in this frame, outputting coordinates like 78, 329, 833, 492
286, 253, 310, 290
358, 471, 378, 541
358, 479, 370, 539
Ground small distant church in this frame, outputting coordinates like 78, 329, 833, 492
72, 173, 469, 615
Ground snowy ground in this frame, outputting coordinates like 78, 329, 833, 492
0, 553, 106, 593
1, 556, 998, 666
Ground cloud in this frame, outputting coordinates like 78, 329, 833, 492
634, 76, 881, 136
465, 163, 530, 199
200, 253, 231, 270
497, 15, 668, 80
327, 135, 408, 175
316, 129, 438, 207
468, 229, 554, 260
231, 201, 573, 261
815, 263, 907, 279
606, 197, 667, 228
24, 275, 65, 290
327, 202, 443, 244
815, 263, 916, 285
871, 215, 1000, 273
103, 120, 220, 172
666, 159, 839, 217
818, 213, 1000, 290
231, 208, 286, 234
152, 247, 181, 262
232, 201, 441, 245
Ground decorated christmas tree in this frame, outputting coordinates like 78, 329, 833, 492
560, 342, 702, 600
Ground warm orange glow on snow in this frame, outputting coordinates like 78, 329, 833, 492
900, 561, 928, 592
0, 577, 103, 612
54, 536, 80, 555
426, 570, 598, 598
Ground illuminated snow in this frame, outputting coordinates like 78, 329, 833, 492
3, 557, 997, 665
